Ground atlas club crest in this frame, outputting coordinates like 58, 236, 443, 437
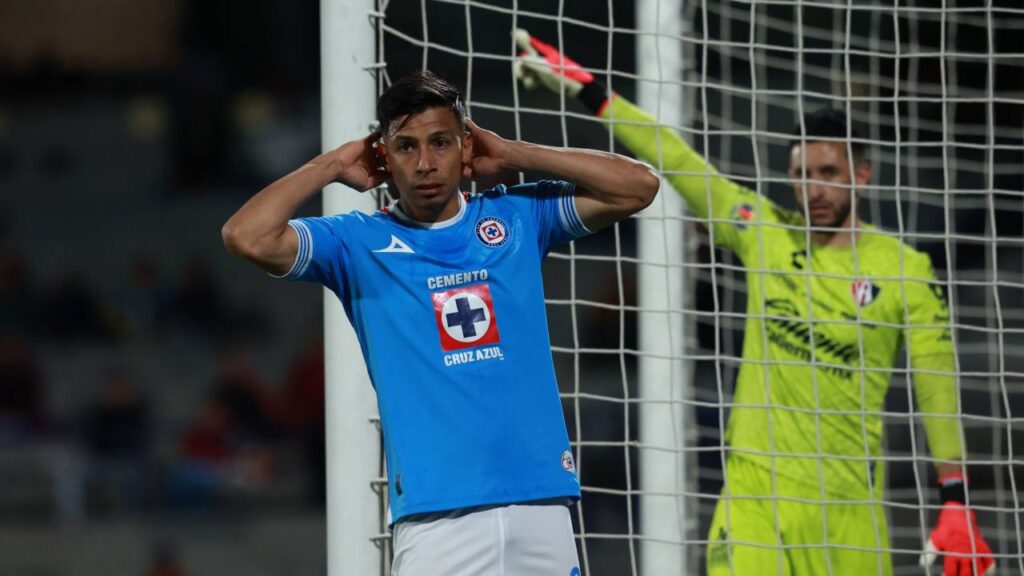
851, 279, 881, 307
476, 217, 509, 247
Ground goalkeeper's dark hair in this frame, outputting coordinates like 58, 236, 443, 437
377, 70, 466, 136
789, 108, 866, 165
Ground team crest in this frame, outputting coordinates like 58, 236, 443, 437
730, 203, 756, 229
851, 279, 881, 307
475, 217, 509, 247
432, 283, 501, 351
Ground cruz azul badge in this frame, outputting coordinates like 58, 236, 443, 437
432, 283, 501, 351
475, 217, 509, 247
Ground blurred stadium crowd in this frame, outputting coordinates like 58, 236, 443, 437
1, 1, 331, 573
0, 248, 328, 511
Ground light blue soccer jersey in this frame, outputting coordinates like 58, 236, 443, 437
280, 180, 588, 522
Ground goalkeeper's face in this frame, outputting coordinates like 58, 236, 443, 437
382, 106, 470, 221
788, 141, 871, 230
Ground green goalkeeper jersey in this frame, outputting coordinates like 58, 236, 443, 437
601, 96, 962, 498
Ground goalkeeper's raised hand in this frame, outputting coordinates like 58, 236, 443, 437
920, 474, 995, 576
513, 28, 612, 115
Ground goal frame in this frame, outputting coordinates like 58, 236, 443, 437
322, 2, 697, 574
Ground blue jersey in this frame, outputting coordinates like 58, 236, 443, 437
280, 180, 589, 522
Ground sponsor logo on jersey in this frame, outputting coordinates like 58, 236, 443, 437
426, 268, 488, 290
561, 449, 576, 473
432, 283, 501, 352
373, 234, 415, 254
731, 203, 756, 229
475, 217, 509, 247
851, 279, 881, 307
764, 299, 858, 380
791, 250, 807, 270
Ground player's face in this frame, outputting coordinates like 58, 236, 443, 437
382, 106, 471, 222
788, 141, 870, 230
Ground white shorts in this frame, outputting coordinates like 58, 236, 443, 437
392, 503, 580, 576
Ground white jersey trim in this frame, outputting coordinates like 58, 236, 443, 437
389, 193, 466, 230
557, 182, 591, 238
269, 220, 313, 280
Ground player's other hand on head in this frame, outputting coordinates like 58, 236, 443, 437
332, 130, 390, 192
462, 119, 512, 182
920, 502, 995, 576
513, 28, 593, 97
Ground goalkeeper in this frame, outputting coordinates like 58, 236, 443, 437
515, 29, 994, 576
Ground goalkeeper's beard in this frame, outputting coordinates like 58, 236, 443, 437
808, 196, 853, 231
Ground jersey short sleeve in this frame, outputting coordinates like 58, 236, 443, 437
504, 180, 591, 255
273, 215, 350, 296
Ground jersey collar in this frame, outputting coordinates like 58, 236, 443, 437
389, 193, 466, 230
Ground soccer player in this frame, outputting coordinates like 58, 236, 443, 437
514, 29, 995, 576
222, 70, 658, 575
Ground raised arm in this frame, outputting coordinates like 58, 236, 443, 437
513, 28, 772, 253
513, 29, 743, 218
222, 132, 387, 275
464, 119, 659, 232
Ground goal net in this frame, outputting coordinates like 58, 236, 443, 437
340, 1, 1024, 574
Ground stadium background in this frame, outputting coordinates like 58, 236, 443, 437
1, 1, 1021, 574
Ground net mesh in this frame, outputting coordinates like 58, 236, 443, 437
371, 1, 1024, 574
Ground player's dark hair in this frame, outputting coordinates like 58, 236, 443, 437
377, 70, 466, 136
789, 108, 865, 164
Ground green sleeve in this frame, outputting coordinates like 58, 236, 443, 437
904, 251, 963, 463
599, 94, 778, 259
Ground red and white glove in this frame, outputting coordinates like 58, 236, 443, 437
920, 474, 995, 576
513, 28, 594, 97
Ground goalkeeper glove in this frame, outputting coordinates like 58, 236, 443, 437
919, 473, 995, 576
513, 28, 613, 116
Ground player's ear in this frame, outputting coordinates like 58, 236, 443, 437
461, 127, 473, 165
854, 160, 871, 186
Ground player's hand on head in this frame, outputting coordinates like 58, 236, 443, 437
462, 119, 511, 181
332, 130, 390, 192
513, 28, 594, 97
920, 503, 995, 576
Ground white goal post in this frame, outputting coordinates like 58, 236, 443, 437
321, 2, 382, 575
635, 0, 692, 573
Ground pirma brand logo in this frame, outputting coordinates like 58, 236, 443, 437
432, 283, 501, 351
851, 279, 881, 307
373, 234, 414, 254
730, 203, 756, 229
561, 449, 576, 473
475, 217, 509, 247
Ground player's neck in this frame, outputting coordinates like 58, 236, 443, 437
810, 215, 859, 248
398, 191, 463, 224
